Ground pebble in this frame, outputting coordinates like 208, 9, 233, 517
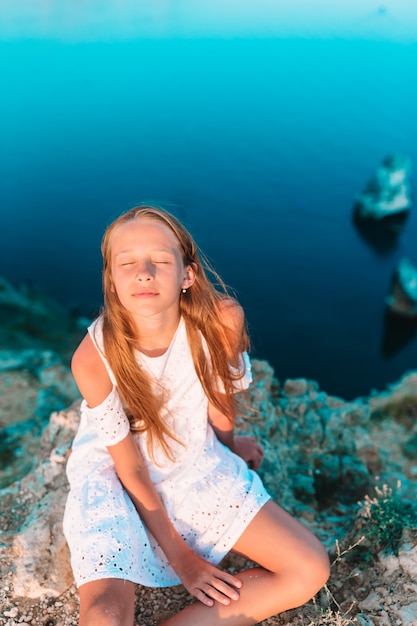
4, 608, 18, 618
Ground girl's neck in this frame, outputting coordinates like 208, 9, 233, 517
134, 313, 181, 358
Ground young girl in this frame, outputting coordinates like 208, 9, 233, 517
63, 206, 329, 626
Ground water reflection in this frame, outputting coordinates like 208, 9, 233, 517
351, 210, 409, 256
381, 308, 417, 358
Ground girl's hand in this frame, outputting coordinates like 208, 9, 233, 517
174, 551, 242, 607
234, 435, 264, 470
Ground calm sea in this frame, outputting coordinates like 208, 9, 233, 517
1, 5, 417, 400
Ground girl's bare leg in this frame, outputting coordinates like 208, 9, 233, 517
159, 500, 330, 626
78, 578, 136, 626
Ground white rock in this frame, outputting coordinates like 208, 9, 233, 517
399, 543, 417, 578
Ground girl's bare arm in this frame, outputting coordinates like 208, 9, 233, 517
208, 394, 264, 470
208, 301, 264, 469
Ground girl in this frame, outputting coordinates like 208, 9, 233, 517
63, 206, 329, 626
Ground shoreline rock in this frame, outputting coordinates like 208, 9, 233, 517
1, 361, 416, 625
354, 153, 412, 221
386, 258, 417, 319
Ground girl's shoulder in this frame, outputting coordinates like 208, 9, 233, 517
72, 316, 106, 366
216, 298, 245, 332
71, 316, 116, 403
215, 298, 245, 357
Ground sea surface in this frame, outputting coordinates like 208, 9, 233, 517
1, 3, 417, 400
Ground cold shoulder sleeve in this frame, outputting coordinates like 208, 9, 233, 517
211, 351, 253, 394
229, 351, 252, 392
82, 387, 130, 446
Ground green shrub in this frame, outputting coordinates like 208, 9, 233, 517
371, 395, 417, 428
358, 482, 417, 556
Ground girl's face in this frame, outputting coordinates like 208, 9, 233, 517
110, 218, 195, 322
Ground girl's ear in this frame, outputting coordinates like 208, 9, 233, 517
182, 263, 196, 290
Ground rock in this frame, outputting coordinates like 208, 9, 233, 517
0, 276, 86, 364
398, 542, 417, 579
359, 591, 384, 612
1, 359, 417, 624
386, 258, 417, 318
283, 378, 310, 396
395, 604, 417, 625
354, 153, 412, 221
0, 408, 79, 599
0, 349, 80, 489
0, 277, 49, 316
357, 615, 375, 626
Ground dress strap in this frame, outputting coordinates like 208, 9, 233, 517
87, 316, 118, 386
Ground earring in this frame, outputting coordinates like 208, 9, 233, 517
182, 288, 187, 294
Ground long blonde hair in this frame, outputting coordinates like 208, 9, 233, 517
100, 205, 250, 459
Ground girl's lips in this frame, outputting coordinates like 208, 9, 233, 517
132, 291, 158, 297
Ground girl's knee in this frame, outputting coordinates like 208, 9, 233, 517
80, 600, 134, 626
80, 605, 124, 626
311, 543, 331, 589
79, 580, 135, 626
296, 543, 330, 600
274, 540, 330, 604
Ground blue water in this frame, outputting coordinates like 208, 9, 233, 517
1, 5, 417, 399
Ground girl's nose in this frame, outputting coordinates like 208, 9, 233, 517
136, 261, 153, 281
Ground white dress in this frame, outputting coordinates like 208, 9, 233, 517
63, 316, 270, 588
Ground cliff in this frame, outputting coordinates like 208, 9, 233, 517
0, 278, 416, 625
1, 359, 417, 625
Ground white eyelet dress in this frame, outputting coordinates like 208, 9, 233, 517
63, 316, 271, 588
